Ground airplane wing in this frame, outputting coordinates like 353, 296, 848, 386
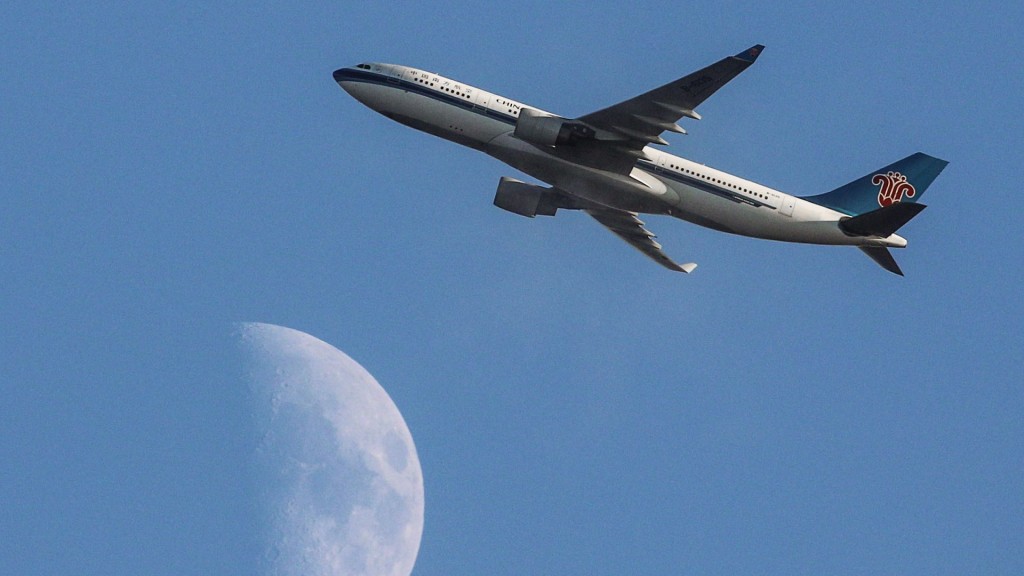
575, 44, 763, 171
586, 208, 696, 273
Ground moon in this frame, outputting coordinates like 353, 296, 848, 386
238, 322, 424, 576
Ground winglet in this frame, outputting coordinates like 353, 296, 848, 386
734, 44, 765, 63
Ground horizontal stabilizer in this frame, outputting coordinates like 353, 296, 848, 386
840, 202, 926, 237
859, 247, 904, 276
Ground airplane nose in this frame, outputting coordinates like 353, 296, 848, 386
332, 67, 367, 104
332, 68, 357, 96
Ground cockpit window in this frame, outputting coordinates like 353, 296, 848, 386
357, 63, 371, 70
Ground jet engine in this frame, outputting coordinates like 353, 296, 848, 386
514, 108, 595, 147
493, 177, 560, 217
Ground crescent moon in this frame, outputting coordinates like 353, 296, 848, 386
239, 322, 424, 576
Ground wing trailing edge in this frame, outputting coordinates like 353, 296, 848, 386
586, 208, 697, 273
571, 44, 765, 173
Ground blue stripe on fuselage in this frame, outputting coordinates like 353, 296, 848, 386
333, 68, 519, 125
635, 160, 773, 209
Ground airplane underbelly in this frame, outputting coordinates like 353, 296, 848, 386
340, 81, 398, 111
667, 182, 855, 244
380, 89, 509, 149
444, 106, 512, 146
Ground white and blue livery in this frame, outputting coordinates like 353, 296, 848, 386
333, 46, 947, 275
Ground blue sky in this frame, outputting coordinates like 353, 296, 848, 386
3, 2, 1022, 574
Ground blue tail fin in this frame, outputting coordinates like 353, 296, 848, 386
803, 152, 948, 216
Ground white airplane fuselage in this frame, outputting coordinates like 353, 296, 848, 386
335, 63, 907, 250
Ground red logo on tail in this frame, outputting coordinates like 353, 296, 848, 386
873, 171, 916, 207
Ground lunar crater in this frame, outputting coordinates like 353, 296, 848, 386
239, 323, 424, 576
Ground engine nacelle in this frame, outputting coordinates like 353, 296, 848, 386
514, 108, 595, 147
493, 177, 559, 218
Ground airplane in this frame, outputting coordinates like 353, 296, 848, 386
332, 45, 947, 275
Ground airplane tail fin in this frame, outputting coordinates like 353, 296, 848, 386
803, 152, 948, 216
807, 153, 948, 276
